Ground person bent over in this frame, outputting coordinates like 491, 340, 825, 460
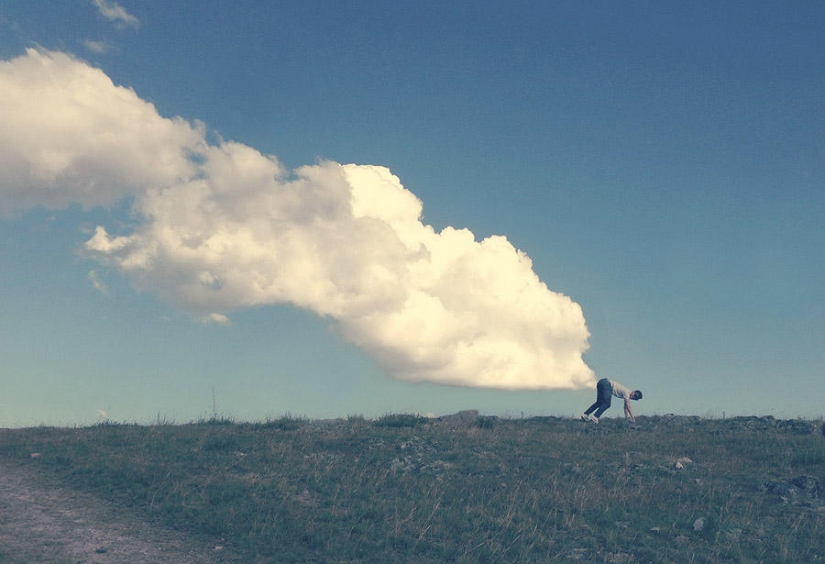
581, 378, 642, 423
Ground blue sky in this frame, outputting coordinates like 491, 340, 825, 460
1, 1, 823, 426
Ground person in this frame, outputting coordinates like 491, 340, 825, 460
581, 378, 642, 423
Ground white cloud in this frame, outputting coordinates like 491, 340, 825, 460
0, 49, 204, 217
0, 49, 596, 391
83, 40, 109, 54
203, 313, 232, 326
88, 270, 107, 293
91, 0, 139, 30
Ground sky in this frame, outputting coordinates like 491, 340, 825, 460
1, 1, 823, 427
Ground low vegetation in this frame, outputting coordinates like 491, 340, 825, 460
1, 414, 823, 563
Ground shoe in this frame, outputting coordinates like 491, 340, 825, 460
580, 413, 590, 422
590, 416, 599, 424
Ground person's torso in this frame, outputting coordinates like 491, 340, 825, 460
609, 380, 631, 399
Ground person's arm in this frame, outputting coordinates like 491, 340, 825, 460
623, 398, 635, 422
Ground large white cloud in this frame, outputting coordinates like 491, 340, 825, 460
0, 49, 596, 390
0, 49, 202, 216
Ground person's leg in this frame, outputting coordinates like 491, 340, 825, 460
592, 379, 612, 418
593, 399, 611, 419
584, 379, 607, 415
584, 400, 600, 415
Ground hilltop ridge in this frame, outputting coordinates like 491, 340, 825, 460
1, 414, 823, 562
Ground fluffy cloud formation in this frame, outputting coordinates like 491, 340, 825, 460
0, 49, 596, 390
91, 0, 139, 30
0, 49, 202, 216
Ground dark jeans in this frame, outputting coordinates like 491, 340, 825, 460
584, 378, 612, 418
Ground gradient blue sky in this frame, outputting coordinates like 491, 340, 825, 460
1, 1, 823, 426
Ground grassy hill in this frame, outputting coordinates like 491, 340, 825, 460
1, 413, 823, 563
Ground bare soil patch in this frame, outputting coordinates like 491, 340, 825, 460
0, 461, 237, 564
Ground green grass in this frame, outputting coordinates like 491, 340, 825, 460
1, 414, 823, 563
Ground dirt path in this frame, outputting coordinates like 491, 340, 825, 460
0, 461, 239, 564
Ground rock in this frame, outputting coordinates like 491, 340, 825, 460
776, 419, 819, 435
606, 551, 634, 563
673, 457, 693, 470
439, 410, 480, 429
762, 475, 819, 505
791, 475, 819, 494
693, 517, 705, 532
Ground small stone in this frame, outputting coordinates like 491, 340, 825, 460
693, 517, 705, 532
